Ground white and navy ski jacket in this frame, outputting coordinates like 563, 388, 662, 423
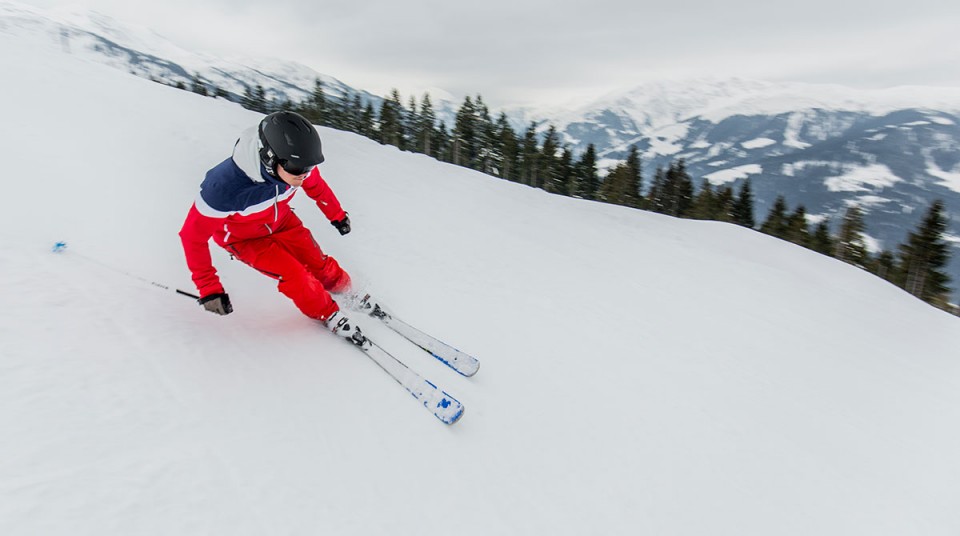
179, 127, 347, 298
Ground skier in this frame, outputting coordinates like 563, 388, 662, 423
179, 110, 367, 345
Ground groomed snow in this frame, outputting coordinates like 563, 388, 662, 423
3, 30, 960, 536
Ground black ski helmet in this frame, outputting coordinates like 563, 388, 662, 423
258, 111, 324, 175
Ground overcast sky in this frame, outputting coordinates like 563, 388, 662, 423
17, 0, 960, 107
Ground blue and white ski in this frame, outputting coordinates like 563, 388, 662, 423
352, 295, 480, 377
354, 336, 464, 425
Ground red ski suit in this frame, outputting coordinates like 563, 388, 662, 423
179, 154, 350, 321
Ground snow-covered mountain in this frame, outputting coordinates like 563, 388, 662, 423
0, 0, 459, 119
3, 16, 960, 536
524, 78, 960, 294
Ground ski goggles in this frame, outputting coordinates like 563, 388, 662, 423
280, 161, 316, 176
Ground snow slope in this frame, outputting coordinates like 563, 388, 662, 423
3, 32, 960, 536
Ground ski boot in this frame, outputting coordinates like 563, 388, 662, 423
348, 293, 388, 320
324, 310, 370, 348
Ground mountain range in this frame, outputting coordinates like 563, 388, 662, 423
525, 80, 960, 290
2, 0, 958, 301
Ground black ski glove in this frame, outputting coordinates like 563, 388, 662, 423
199, 293, 233, 315
331, 214, 351, 236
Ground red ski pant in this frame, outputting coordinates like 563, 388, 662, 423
223, 218, 350, 321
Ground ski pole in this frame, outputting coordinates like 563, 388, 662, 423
52, 241, 200, 301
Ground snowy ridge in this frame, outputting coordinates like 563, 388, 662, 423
549, 77, 960, 129
0, 0, 384, 109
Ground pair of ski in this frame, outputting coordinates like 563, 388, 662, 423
345, 295, 478, 425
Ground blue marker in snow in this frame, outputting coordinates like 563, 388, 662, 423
52, 241, 68, 253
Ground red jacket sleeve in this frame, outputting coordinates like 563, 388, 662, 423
178, 203, 226, 298
302, 169, 347, 222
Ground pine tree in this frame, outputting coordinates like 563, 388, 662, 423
896, 200, 952, 305
648, 167, 666, 213
435, 121, 452, 162
598, 146, 643, 208
390, 89, 407, 150
473, 95, 496, 174
313, 80, 328, 123
732, 179, 756, 228
519, 122, 540, 187
452, 96, 477, 167
406, 95, 419, 151
556, 148, 574, 197
360, 102, 376, 138
300, 79, 328, 126
190, 73, 207, 96
416, 92, 437, 156
760, 196, 790, 239
570, 144, 599, 199
256, 85, 269, 112
346, 93, 364, 134
541, 125, 563, 194
656, 160, 693, 217
625, 145, 642, 202
377, 90, 403, 148
784, 205, 810, 246
871, 250, 897, 282
715, 186, 735, 222
835, 205, 869, 267
692, 180, 715, 220
809, 221, 834, 256
494, 113, 520, 181
242, 84, 268, 113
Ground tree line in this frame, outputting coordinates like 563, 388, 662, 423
182, 75, 957, 313
758, 197, 954, 311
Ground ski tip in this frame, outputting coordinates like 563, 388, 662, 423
435, 396, 465, 425
444, 405, 465, 425
461, 361, 480, 377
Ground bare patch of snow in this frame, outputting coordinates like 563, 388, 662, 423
862, 234, 884, 254
926, 160, 960, 193
689, 139, 712, 149
782, 161, 838, 177
644, 123, 689, 157
741, 137, 776, 150
704, 164, 762, 185
824, 164, 902, 192
784, 112, 811, 149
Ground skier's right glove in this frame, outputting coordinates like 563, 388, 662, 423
199, 292, 233, 315
331, 214, 351, 236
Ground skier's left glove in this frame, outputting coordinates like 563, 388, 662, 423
331, 214, 351, 236
199, 292, 233, 315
